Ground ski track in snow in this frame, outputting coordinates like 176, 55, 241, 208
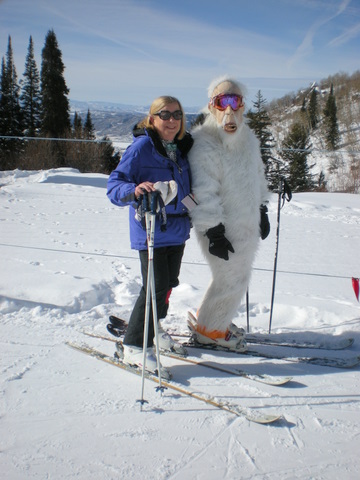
0, 169, 360, 479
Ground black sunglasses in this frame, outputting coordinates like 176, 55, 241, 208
154, 110, 183, 121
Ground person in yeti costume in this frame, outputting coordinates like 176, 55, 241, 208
188, 76, 270, 350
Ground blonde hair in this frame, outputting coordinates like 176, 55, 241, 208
138, 95, 186, 140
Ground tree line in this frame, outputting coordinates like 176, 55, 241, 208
0, 30, 119, 174
1, 29, 342, 192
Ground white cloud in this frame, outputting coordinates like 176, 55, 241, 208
287, 0, 354, 69
328, 22, 360, 46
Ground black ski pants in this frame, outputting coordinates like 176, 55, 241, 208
123, 244, 185, 348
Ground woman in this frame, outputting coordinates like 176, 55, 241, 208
107, 96, 193, 376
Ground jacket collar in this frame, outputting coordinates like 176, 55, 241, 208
133, 124, 193, 157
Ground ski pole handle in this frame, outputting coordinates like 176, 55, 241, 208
150, 191, 160, 214
142, 192, 150, 212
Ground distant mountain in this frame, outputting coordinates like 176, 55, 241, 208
70, 100, 150, 114
70, 100, 147, 143
70, 100, 201, 143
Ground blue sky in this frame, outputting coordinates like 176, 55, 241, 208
1, 0, 359, 108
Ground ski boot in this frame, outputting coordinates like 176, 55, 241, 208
187, 311, 247, 352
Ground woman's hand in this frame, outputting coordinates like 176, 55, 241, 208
135, 182, 155, 199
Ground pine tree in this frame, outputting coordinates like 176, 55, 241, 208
0, 36, 23, 137
308, 88, 318, 130
317, 170, 327, 191
280, 122, 315, 192
20, 36, 41, 137
73, 111, 83, 138
83, 109, 95, 139
0, 58, 6, 136
301, 97, 306, 112
266, 154, 289, 192
246, 90, 275, 183
40, 30, 70, 138
99, 136, 120, 174
323, 83, 340, 151
0, 36, 23, 168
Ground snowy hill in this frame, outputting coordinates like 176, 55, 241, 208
1, 168, 360, 479
267, 71, 360, 193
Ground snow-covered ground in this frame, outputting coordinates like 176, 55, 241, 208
1, 168, 359, 479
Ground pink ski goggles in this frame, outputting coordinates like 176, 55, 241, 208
210, 93, 244, 111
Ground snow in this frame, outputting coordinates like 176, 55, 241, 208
1, 168, 360, 479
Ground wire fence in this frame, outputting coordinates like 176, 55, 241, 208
0, 135, 112, 144
0, 241, 355, 281
0, 135, 359, 154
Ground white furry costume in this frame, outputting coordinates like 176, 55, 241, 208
189, 86, 269, 332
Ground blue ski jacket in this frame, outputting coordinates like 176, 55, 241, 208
107, 126, 193, 250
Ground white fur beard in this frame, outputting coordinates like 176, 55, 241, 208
216, 115, 245, 150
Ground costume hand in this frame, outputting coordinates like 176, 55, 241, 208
260, 204, 270, 239
206, 223, 235, 261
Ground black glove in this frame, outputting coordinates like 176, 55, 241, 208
260, 204, 270, 240
206, 223, 235, 261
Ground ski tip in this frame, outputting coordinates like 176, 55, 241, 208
246, 413, 283, 424
187, 310, 197, 321
264, 376, 293, 386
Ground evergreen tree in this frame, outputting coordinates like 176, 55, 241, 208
323, 83, 340, 151
0, 36, 23, 168
0, 58, 6, 135
266, 154, 288, 192
246, 90, 275, 182
40, 30, 70, 138
280, 122, 315, 192
0, 36, 23, 137
191, 112, 207, 128
317, 170, 327, 191
99, 136, 120, 174
308, 88, 318, 130
301, 97, 306, 112
247, 90, 274, 172
83, 109, 95, 139
20, 36, 41, 137
73, 111, 83, 138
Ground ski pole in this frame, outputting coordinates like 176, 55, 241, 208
149, 192, 164, 389
138, 193, 151, 406
138, 192, 164, 407
268, 178, 292, 333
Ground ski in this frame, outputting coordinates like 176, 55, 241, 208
186, 313, 360, 369
106, 315, 359, 368
189, 312, 355, 351
182, 339, 360, 369
81, 330, 293, 386
109, 314, 355, 351
155, 349, 293, 386
245, 333, 354, 350
66, 341, 282, 424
